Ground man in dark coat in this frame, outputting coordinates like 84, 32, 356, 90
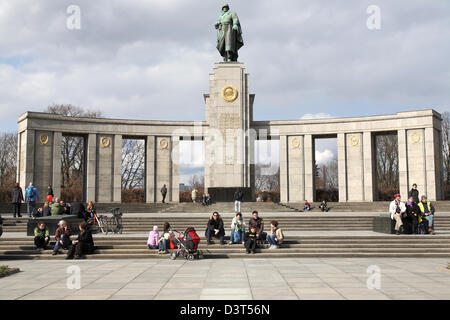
408, 184, 419, 204
11, 183, 24, 217
205, 212, 225, 245
161, 185, 168, 203
248, 210, 267, 241
67, 222, 94, 259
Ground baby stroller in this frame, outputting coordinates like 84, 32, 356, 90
169, 227, 202, 261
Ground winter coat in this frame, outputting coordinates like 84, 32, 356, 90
25, 186, 39, 202
206, 218, 225, 236
12, 186, 24, 203
50, 203, 64, 216
248, 217, 264, 234
389, 200, 406, 219
234, 189, 244, 201
55, 226, 71, 241
408, 189, 419, 203
34, 227, 50, 238
147, 230, 159, 246
268, 228, 284, 244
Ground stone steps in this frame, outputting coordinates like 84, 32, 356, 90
2, 234, 450, 259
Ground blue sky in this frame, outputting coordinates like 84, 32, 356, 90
1, 1, 449, 183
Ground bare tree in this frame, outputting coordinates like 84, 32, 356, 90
255, 165, 280, 191
375, 133, 399, 192
121, 139, 145, 189
188, 174, 204, 190
0, 132, 17, 187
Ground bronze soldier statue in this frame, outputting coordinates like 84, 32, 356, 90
215, 4, 244, 62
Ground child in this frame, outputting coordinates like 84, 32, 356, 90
244, 226, 258, 254
147, 226, 159, 249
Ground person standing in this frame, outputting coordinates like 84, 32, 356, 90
25, 182, 39, 217
234, 188, 244, 213
191, 188, 197, 203
47, 185, 54, 199
389, 194, 406, 235
161, 184, 168, 203
408, 183, 419, 204
11, 182, 24, 218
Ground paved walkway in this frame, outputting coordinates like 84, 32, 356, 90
1, 258, 449, 300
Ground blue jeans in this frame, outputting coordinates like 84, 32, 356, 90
230, 230, 244, 243
304, 206, 310, 211
424, 215, 434, 231
53, 235, 68, 252
267, 234, 278, 245
206, 228, 224, 242
158, 239, 170, 251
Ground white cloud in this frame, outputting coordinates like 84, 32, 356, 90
315, 149, 334, 165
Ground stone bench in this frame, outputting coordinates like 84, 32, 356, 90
373, 214, 395, 234
27, 215, 84, 236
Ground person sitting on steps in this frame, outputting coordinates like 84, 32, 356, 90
229, 212, 246, 245
405, 196, 420, 234
248, 210, 266, 243
244, 226, 258, 254
389, 194, 406, 235
66, 222, 94, 259
319, 200, 329, 212
158, 222, 172, 254
52, 220, 71, 255
205, 212, 225, 245
303, 200, 311, 211
418, 195, 435, 235
34, 221, 50, 250
267, 220, 284, 249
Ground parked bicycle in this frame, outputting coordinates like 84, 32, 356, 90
87, 208, 122, 235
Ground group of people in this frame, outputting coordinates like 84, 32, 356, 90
205, 210, 284, 253
146, 211, 284, 255
389, 184, 436, 235
33, 220, 94, 259
11, 182, 96, 221
190, 188, 212, 206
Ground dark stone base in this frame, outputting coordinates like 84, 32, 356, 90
373, 216, 395, 234
27, 215, 84, 236
207, 187, 253, 202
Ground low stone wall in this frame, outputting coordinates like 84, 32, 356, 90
27, 215, 84, 236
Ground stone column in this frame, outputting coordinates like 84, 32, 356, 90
304, 134, 314, 202
34, 131, 53, 198
279, 135, 288, 202
287, 135, 305, 202
171, 136, 180, 202
424, 127, 439, 200
146, 136, 156, 203
113, 134, 122, 203
86, 133, 97, 202
19, 129, 35, 191
346, 133, 364, 201
397, 129, 408, 199
52, 132, 62, 198
362, 131, 374, 201
337, 133, 347, 202
156, 137, 171, 203
406, 129, 426, 197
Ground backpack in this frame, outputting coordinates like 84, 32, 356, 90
27, 187, 35, 199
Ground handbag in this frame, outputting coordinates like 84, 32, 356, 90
233, 231, 241, 242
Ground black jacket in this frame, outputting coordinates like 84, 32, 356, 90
234, 189, 244, 201
206, 218, 225, 236
70, 202, 85, 218
12, 187, 24, 204
408, 189, 419, 203
77, 230, 94, 251
244, 231, 257, 242
405, 202, 420, 220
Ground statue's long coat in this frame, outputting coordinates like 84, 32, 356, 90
216, 11, 244, 58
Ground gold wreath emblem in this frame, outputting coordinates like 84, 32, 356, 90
291, 137, 300, 149
100, 137, 110, 148
39, 134, 49, 145
411, 131, 421, 144
159, 138, 169, 150
221, 85, 238, 102
350, 135, 360, 147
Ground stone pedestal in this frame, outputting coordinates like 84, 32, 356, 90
204, 62, 255, 198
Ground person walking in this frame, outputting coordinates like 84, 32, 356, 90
11, 182, 24, 218
234, 188, 244, 213
24, 182, 39, 217
408, 183, 420, 204
161, 184, 168, 203
389, 194, 406, 235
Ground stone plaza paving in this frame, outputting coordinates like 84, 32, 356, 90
1, 258, 449, 300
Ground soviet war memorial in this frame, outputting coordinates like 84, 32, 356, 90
1, 1, 450, 313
